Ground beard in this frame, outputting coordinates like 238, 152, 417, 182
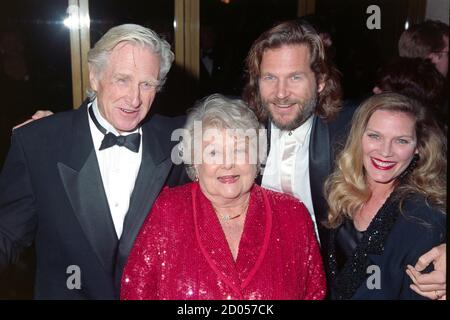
263, 92, 318, 131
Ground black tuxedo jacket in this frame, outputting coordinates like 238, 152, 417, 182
258, 100, 357, 250
0, 101, 188, 299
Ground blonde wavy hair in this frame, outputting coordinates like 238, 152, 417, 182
325, 92, 447, 228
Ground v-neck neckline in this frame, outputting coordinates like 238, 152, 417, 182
191, 182, 273, 298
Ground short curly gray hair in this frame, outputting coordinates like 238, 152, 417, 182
87, 23, 174, 99
180, 94, 267, 180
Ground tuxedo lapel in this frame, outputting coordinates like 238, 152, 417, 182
117, 120, 174, 273
255, 120, 271, 186
57, 102, 118, 275
309, 115, 331, 223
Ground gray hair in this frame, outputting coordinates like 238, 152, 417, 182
180, 93, 266, 180
87, 23, 174, 99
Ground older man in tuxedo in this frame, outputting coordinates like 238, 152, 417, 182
0, 24, 186, 299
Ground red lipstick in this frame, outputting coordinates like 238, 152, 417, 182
371, 157, 396, 170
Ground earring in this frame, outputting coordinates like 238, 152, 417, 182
194, 169, 199, 182
192, 165, 199, 182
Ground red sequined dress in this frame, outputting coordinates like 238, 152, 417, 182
121, 182, 326, 300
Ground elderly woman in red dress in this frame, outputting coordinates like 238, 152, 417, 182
120, 94, 325, 300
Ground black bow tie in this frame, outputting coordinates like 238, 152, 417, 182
99, 132, 141, 152
89, 106, 141, 153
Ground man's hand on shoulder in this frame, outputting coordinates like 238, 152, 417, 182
406, 243, 446, 300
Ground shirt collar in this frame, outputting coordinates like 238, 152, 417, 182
91, 98, 140, 136
271, 115, 314, 146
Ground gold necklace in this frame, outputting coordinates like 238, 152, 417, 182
217, 201, 249, 222
221, 212, 244, 221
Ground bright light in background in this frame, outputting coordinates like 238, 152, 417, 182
64, 14, 90, 29
404, 20, 409, 30
64, 5, 90, 30
220, 0, 230, 4
63, 15, 77, 29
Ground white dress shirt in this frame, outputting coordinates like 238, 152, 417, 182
261, 116, 320, 242
87, 99, 143, 239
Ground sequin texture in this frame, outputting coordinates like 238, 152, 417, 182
120, 182, 326, 300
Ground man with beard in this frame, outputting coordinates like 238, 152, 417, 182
243, 20, 446, 299
243, 20, 350, 244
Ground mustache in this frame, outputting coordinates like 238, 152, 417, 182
268, 98, 302, 105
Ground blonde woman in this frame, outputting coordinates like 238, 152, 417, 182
324, 92, 446, 299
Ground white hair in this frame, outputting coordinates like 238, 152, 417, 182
87, 24, 174, 98
181, 94, 267, 180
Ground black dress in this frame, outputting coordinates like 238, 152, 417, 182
328, 192, 446, 300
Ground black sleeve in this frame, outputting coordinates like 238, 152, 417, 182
397, 206, 446, 300
0, 131, 37, 271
